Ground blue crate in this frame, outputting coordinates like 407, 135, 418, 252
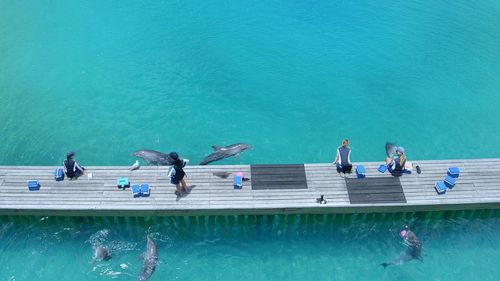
447, 167, 460, 178
378, 164, 387, 173
435, 181, 447, 195
54, 168, 64, 181
131, 184, 141, 197
356, 165, 366, 178
116, 177, 130, 189
140, 184, 150, 197
27, 180, 40, 191
233, 175, 242, 189
444, 175, 457, 188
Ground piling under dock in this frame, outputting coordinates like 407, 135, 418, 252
1, 158, 499, 216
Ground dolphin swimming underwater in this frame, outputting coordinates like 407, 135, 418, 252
138, 236, 158, 281
199, 143, 252, 165
381, 228, 422, 268
91, 246, 111, 267
133, 149, 174, 166
94, 246, 110, 261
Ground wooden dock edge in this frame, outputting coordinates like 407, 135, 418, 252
1, 202, 499, 217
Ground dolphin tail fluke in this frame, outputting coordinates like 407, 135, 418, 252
386, 143, 396, 157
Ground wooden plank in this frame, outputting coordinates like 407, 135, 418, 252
0, 159, 500, 216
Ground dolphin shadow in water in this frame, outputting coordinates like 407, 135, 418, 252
133, 149, 174, 166
213, 172, 232, 179
200, 143, 252, 165
138, 236, 158, 281
381, 228, 423, 268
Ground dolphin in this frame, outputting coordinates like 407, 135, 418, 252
91, 246, 110, 267
133, 149, 174, 166
381, 229, 422, 268
94, 246, 110, 261
386, 142, 397, 158
138, 236, 158, 281
199, 143, 252, 165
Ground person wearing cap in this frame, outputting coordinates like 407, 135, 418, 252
400, 225, 422, 260
385, 146, 406, 176
63, 151, 86, 179
382, 225, 422, 268
333, 139, 352, 174
167, 152, 189, 196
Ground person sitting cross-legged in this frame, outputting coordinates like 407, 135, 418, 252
63, 151, 86, 180
386, 146, 406, 177
333, 139, 352, 174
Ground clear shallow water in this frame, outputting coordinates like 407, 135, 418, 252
1, 1, 500, 166
0, 211, 499, 281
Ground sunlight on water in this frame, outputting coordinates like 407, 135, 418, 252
1, 0, 500, 165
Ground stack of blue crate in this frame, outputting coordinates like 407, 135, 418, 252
356, 165, 366, 178
131, 183, 150, 197
434, 167, 460, 195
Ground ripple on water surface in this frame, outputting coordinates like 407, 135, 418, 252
0, 211, 499, 280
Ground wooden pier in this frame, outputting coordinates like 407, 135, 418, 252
1, 158, 499, 216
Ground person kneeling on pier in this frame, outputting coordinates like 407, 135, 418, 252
386, 146, 406, 177
63, 151, 86, 180
333, 139, 352, 174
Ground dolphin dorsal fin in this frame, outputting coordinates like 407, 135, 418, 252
212, 145, 222, 151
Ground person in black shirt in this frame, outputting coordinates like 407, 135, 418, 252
167, 152, 189, 196
63, 151, 86, 180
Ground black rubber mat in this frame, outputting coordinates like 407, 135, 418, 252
345, 177, 407, 204
251, 164, 308, 190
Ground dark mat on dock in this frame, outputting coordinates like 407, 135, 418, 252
251, 164, 308, 190
345, 177, 406, 204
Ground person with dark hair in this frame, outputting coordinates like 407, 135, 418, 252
333, 139, 352, 174
167, 152, 189, 196
63, 151, 86, 180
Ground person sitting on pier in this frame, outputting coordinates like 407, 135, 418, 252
167, 152, 189, 196
333, 139, 352, 174
63, 151, 86, 180
385, 146, 406, 177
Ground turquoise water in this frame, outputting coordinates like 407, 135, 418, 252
2, 1, 500, 166
1, 211, 499, 281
